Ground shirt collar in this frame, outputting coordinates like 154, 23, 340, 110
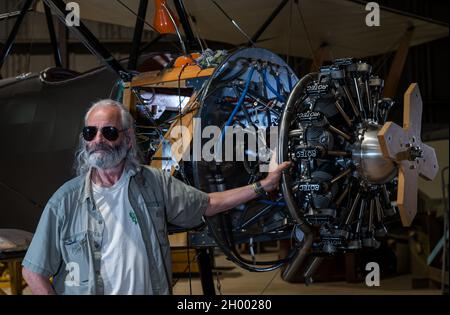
81, 162, 140, 203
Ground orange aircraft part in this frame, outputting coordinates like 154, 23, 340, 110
174, 53, 201, 67
153, 0, 178, 34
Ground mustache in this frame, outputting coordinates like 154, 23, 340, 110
86, 142, 119, 154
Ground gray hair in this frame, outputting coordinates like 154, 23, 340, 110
74, 99, 142, 176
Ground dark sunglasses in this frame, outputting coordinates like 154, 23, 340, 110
82, 126, 127, 142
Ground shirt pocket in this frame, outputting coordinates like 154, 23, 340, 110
61, 232, 90, 286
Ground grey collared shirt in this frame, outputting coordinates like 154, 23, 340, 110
22, 165, 210, 295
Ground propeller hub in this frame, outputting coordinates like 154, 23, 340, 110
351, 123, 397, 184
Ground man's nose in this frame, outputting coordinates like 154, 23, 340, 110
92, 129, 106, 143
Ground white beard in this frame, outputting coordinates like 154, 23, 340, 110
86, 142, 128, 170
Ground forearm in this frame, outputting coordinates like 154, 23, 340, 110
205, 179, 272, 216
204, 160, 291, 217
22, 267, 56, 295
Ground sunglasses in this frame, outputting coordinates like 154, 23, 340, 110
82, 126, 127, 142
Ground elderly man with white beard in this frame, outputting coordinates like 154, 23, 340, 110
21, 99, 290, 295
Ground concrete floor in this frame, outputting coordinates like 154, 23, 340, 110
1, 252, 442, 295
172, 252, 442, 295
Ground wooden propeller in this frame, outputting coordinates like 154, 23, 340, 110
378, 83, 439, 227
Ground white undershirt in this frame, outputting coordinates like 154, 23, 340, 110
92, 172, 152, 295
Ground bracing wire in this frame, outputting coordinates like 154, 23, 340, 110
286, 0, 293, 65
115, 0, 182, 54
210, 0, 254, 46
161, 1, 188, 56
295, 0, 318, 68
115, 0, 159, 34
183, 4, 207, 53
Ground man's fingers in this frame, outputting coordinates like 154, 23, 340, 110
278, 161, 292, 171
268, 160, 292, 173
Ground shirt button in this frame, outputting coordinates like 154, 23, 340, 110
94, 242, 100, 249
98, 220, 103, 225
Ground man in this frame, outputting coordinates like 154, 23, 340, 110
21, 99, 290, 295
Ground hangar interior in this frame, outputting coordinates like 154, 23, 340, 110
0, 0, 448, 295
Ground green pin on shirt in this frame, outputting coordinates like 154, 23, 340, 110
129, 211, 138, 225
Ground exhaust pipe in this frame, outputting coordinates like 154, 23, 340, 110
281, 222, 313, 282
278, 73, 316, 282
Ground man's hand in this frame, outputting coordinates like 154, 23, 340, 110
22, 267, 56, 295
260, 152, 292, 192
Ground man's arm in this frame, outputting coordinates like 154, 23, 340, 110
22, 267, 56, 295
205, 160, 291, 216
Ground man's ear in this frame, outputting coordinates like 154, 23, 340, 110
126, 129, 133, 149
